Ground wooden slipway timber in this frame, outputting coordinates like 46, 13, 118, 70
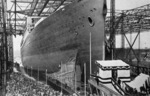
21, 0, 107, 90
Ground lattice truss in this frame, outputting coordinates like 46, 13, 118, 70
105, 4, 150, 62
106, 4, 150, 35
8, 0, 74, 35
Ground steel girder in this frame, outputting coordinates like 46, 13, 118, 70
106, 4, 150, 35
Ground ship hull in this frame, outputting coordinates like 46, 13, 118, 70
21, 0, 107, 88
22, 49, 77, 73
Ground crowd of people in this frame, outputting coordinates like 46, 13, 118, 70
6, 72, 78, 96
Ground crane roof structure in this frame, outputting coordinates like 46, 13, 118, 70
8, 0, 74, 35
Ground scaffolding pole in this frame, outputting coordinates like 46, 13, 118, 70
1, 0, 8, 95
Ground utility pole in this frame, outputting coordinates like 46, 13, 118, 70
84, 63, 86, 96
14, 0, 16, 36
46, 69, 47, 85
110, 0, 115, 60
38, 66, 39, 81
89, 32, 91, 77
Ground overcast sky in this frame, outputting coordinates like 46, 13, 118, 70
107, 0, 150, 10
12, 0, 150, 63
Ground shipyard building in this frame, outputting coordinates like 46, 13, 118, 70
0, 0, 150, 96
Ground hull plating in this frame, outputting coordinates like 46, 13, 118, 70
21, 0, 106, 84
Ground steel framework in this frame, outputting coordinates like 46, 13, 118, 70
8, 0, 150, 75
0, 0, 8, 95
0, 0, 13, 95
8, 0, 74, 35
0, 0, 148, 95
106, 4, 150, 75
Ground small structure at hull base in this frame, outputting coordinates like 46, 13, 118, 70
96, 60, 130, 84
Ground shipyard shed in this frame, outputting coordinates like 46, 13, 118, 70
0, 0, 150, 96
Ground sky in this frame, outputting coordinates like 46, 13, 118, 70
107, 0, 150, 10
13, 35, 22, 63
12, 0, 150, 63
